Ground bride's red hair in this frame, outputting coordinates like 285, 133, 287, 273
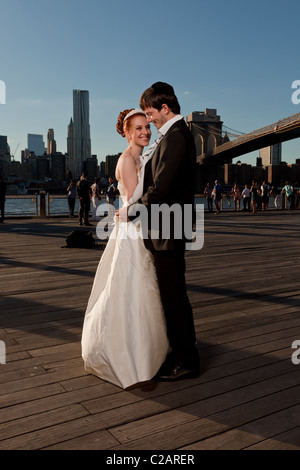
116, 109, 134, 137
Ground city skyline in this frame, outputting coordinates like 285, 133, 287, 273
1, 0, 300, 166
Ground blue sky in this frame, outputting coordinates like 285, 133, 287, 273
1, 0, 300, 165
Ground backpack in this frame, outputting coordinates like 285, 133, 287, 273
65, 230, 95, 248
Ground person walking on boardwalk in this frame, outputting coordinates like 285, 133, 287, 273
106, 176, 117, 217
250, 180, 258, 214
77, 171, 92, 226
261, 181, 270, 211
232, 182, 242, 211
204, 183, 213, 212
270, 185, 282, 210
213, 180, 222, 214
242, 184, 251, 212
66, 179, 76, 217
282, 181, 295, 210
90, 177, 102, 221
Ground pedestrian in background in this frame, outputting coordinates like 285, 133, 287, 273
204, 183, 213, 212
67, 179, 76, 217
91, 177, 102, 221
0, 174, 6, 223
232, 182, 242, 211
77, 171, 92, 226
270, 185, 282, 210
242, 184, 251, 212
250, 180, 258, 214
282, 181, 295, 210
106, 176, 117, 216
213, 180, 222, 214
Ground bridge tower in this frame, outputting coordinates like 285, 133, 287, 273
186, 109, 225, 155
186, 109, 229, 192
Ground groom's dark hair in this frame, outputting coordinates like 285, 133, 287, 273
140, 82, 181, 114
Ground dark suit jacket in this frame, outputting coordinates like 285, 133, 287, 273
76, 178, 91, 201
128, 118, 196, 251
0, 181, 6, 202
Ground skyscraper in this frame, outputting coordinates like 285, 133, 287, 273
259, 143, 282, 166
47, 129, 56, 154
0, 136, 8, 155
27, 134, 45, 156
66, 117, 75, 177
72, 90, 91, 177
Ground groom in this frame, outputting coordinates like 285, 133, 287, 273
128, 82, 200, 380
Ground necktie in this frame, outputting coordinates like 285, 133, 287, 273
142, 135, 163, 163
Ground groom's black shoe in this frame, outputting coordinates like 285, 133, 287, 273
156, 363, 199, 381
155, 355, 200, 381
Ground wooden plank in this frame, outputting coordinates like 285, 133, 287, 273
180, 404, 300, 450
0, 365, 86, 394
42, 429, 120, 450
0, 383, 115, 424
245, 427, 300, 450
107, 382, 300, 450
0, 383, 64, 408
0, 404, 89, 447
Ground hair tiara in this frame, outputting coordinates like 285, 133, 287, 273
123, 108, 146, 123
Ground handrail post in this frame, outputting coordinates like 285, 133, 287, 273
47, 193, 50, 217
39, 191, 46, 217
35, 193, 39, 216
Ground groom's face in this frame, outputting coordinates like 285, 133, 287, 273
144, 107, 167, 130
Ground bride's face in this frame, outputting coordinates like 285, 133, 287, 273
127, 115, 151, 147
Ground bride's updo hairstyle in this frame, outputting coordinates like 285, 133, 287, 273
116, 108, 146, 138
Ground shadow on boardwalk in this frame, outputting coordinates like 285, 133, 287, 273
0, 213, 300, 450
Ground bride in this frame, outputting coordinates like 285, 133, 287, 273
81, 108, 169, 389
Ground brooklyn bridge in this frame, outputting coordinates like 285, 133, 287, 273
186, 109, 300, 190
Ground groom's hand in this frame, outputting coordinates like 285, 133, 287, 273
116, 206, 129, 222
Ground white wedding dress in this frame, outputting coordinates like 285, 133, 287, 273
81, 156, 169, 389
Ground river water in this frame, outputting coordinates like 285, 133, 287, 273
4, 194, 277, 216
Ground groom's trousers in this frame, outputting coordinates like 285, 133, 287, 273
151, 250, 199, 370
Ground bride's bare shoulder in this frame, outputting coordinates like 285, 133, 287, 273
117, 150, 136, 169
120, 148, 135, 161
116, 150, 136, 180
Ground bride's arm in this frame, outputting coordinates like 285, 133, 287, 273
116, 155, 138, 203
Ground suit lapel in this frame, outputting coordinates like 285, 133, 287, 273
150, 119, 183, 170
144, 119, 186, 192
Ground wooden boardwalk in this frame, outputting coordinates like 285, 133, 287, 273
1, 210, 300, 451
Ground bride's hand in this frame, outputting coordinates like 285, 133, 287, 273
116, 206, 129, 222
